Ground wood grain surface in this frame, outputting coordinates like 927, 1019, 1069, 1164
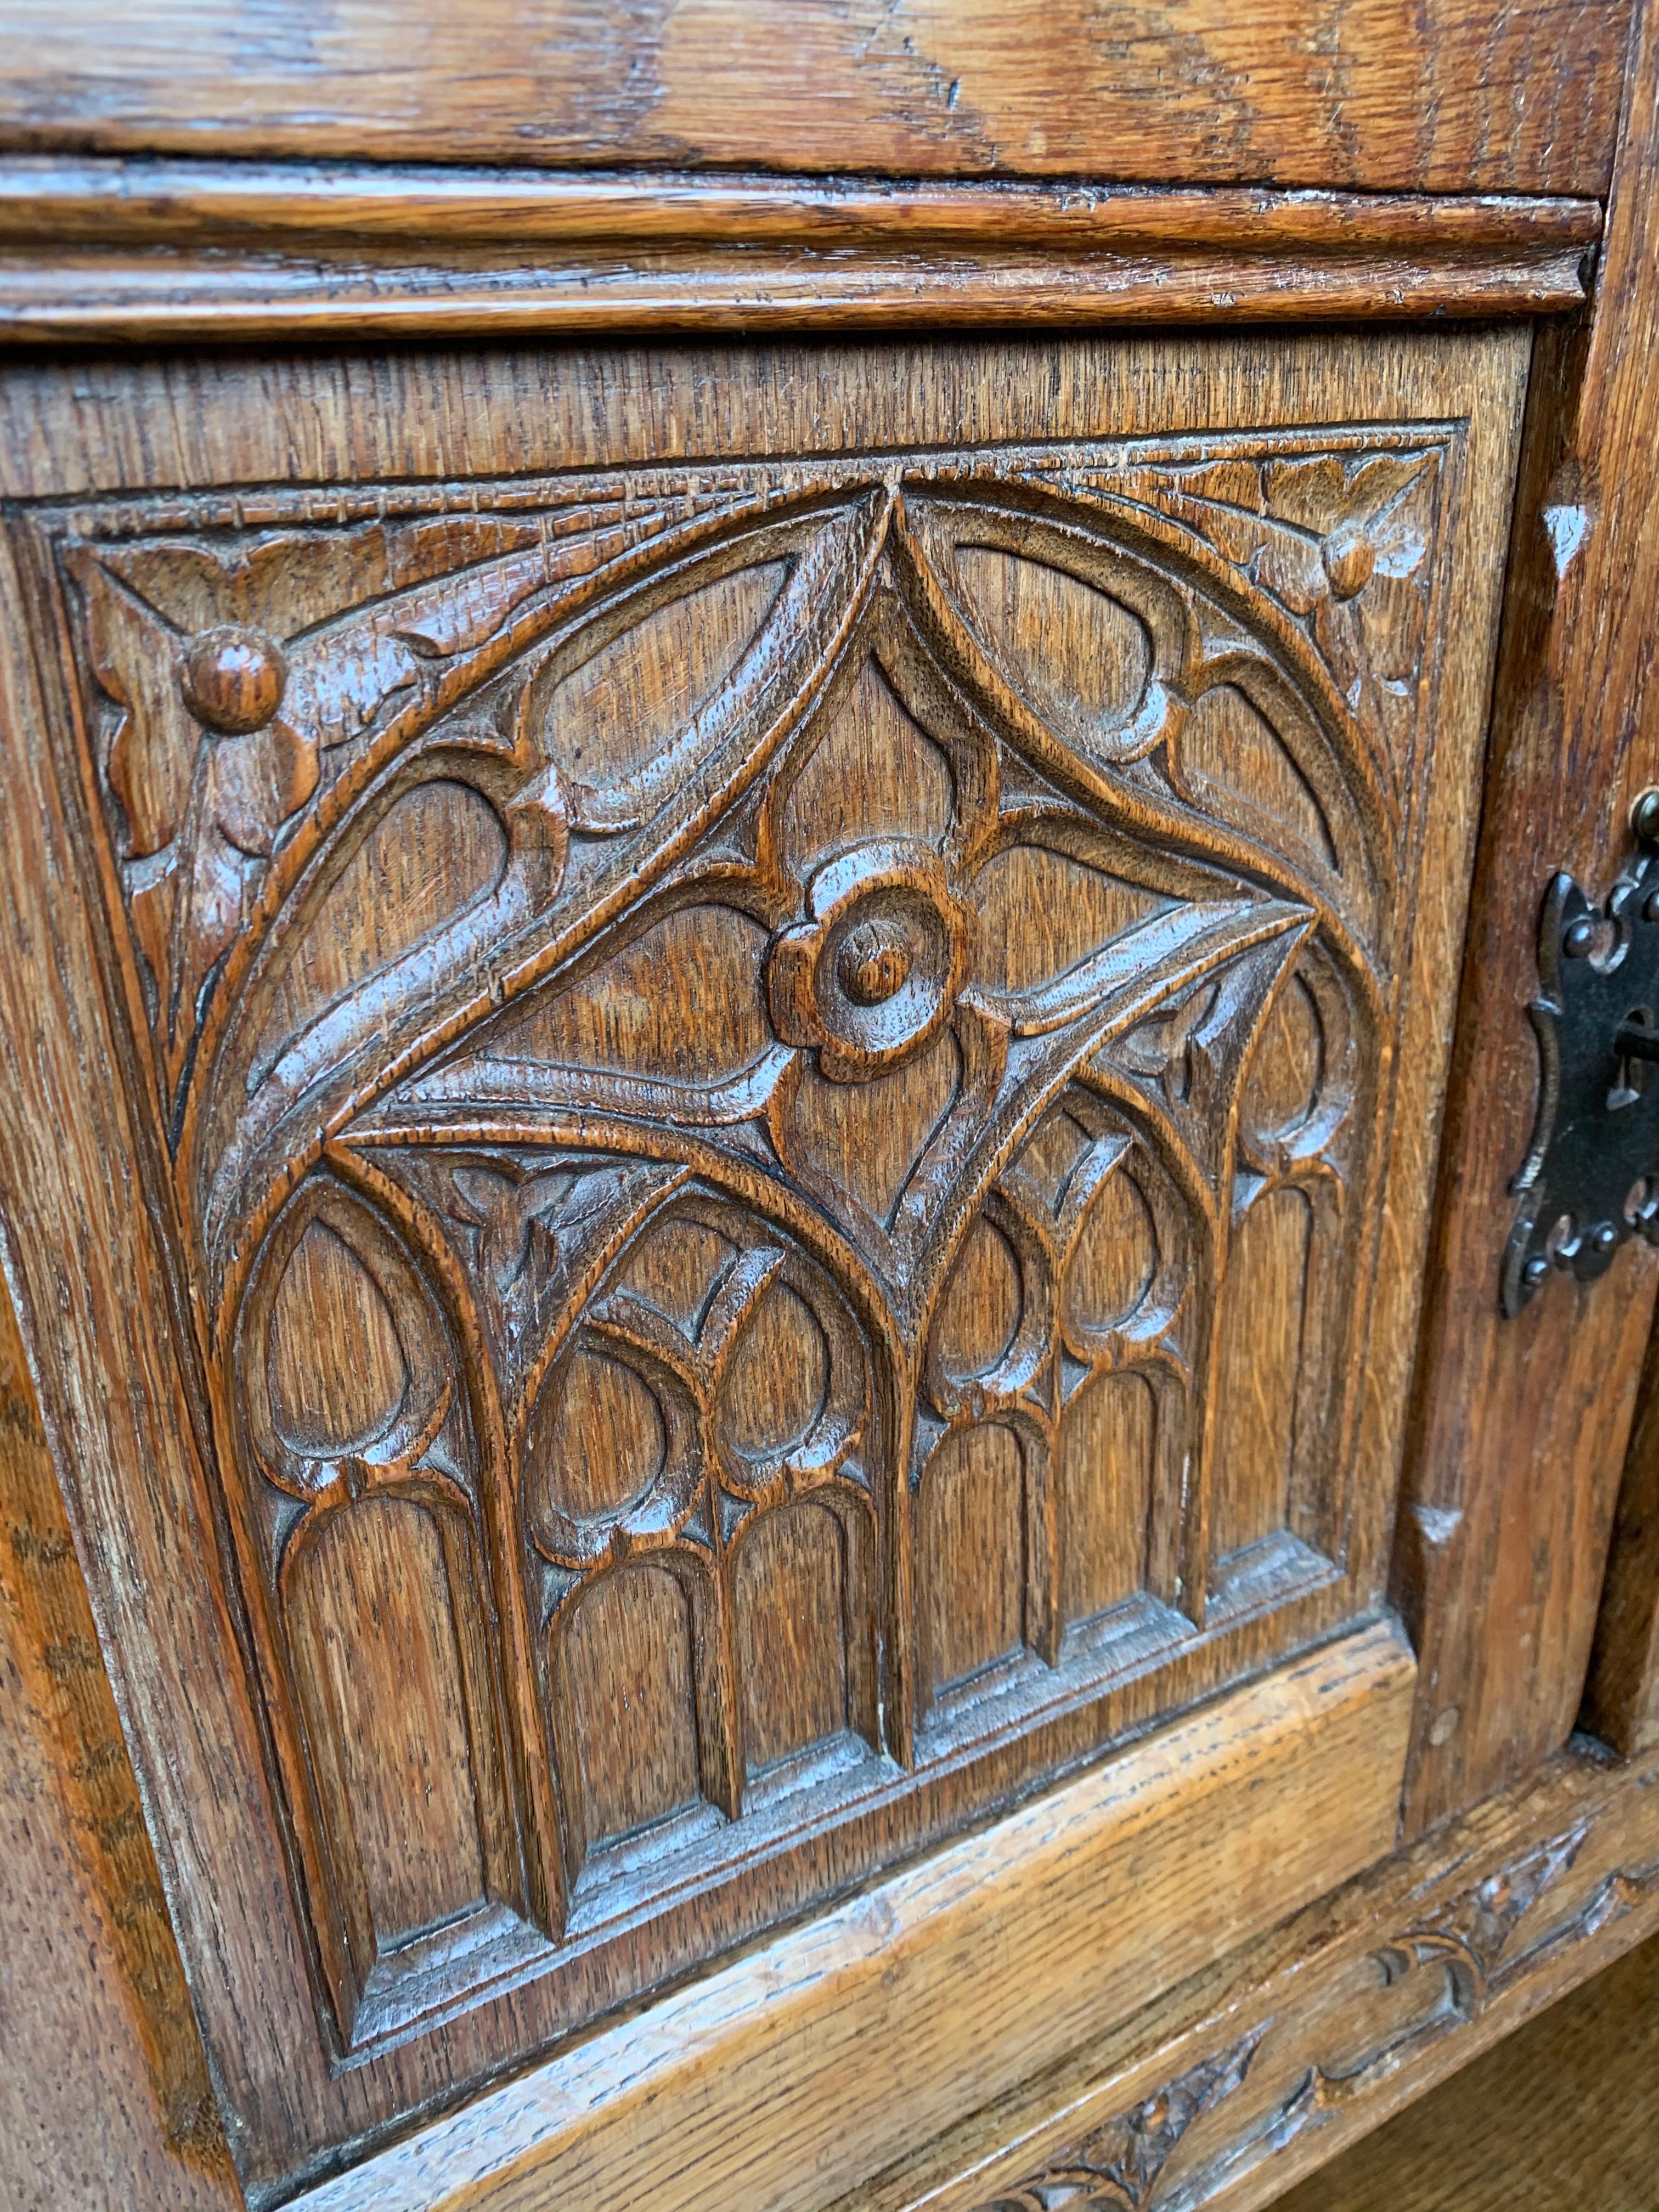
0, 0, 1630, 196
0, 10, 1652, 2212
0, 1266, 237, 2212
1585, 1317, 1659, 1751
285, 1622, 1414, 2212
0, 162, 1600, 341
1394, 0, 1659, 1838
0, 328, 1525, 2198
839, 1732, 1659, 2212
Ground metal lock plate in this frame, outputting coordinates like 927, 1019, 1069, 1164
1504, 826, 1659, 1315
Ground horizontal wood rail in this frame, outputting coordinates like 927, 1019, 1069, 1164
286, 1624, 1413, 2212
837, 1731, 1659, 2212
0, 161, 1602, 342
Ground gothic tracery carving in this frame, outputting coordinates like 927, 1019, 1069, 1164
46, 426, 1449, 2044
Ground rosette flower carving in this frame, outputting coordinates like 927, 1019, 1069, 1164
766, 839, 976, 1082
101, 551, 320, 866
380, 484, 1372, 1323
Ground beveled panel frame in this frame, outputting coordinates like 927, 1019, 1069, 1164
0, 329, 1526, 2198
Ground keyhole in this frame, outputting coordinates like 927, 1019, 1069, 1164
1612, 1006, 1659, 1109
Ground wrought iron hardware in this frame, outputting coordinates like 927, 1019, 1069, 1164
1504, 792, 1659, 1314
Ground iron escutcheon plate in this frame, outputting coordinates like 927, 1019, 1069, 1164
1504, 841, 1659, 1316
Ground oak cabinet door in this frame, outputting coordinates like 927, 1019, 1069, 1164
3, 325, 1526, 2197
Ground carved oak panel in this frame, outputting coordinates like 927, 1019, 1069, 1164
36, 412, 1460, 2058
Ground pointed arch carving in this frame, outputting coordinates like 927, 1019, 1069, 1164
230, 1166, 550, 2045
41, 411, 1459, 2050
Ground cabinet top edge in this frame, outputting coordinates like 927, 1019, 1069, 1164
0, 0, 1632, 201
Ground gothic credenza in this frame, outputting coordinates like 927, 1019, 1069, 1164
2, 7, 1659, 2210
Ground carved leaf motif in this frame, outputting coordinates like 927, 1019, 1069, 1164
972, 1795, 1659, 2212
83, 571, 208, 857
393, 1150, 688, 1395
1105, 449, 1432, 619
975, 2030, 1268, 2211
1409, 1821, 1592, 1983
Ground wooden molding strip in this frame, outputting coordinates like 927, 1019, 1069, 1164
0, 161, 1600, 341
835, 1733, 1659, 2212
0, 161, 1606, 251
285, 1623, 1412, 2212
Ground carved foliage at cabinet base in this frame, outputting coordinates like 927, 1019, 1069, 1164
35, 423, 1452, 2055
961, 1761, 1659, 2212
